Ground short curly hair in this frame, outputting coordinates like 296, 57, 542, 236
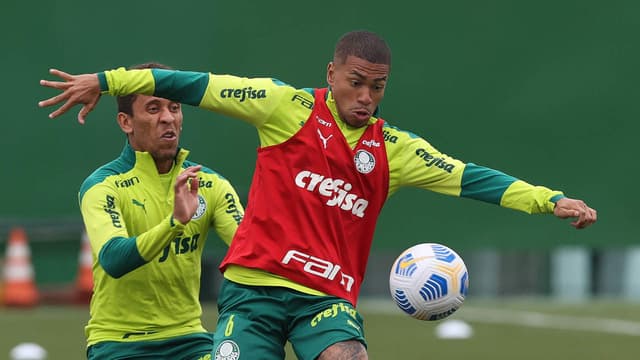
333, 31, 391, 68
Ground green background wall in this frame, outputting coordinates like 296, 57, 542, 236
1, 0, 636, 251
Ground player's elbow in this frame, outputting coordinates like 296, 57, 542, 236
100, 263, 127, 279
98, 237, 147, 278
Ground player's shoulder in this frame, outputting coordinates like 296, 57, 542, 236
79, 157, 134, 201
265, 78, 314, 103
182, 160, 230, 184
379, 119, 425, 146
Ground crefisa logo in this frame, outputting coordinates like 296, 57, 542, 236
215, 340, 240, 360
354, 150, 375, 174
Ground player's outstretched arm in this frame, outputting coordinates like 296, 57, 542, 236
553, 197, 597, 229
38, 69, 102, 124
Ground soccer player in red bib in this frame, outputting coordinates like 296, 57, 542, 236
39, 31, 597, 360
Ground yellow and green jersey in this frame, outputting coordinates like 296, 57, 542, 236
99, 68, 563, 295
79, 142, 243, 346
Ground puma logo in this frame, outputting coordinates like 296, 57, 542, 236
317, 129, 333, 149
132, 199, 146, 213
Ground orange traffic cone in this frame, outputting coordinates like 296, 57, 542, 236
2, 227, 39, 307
0, 262, 3, 306
75, 230, 94, 304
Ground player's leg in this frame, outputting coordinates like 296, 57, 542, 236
212, 279, 288, 360
288, 295, 368, 360
86, 333, 213, 360
316, 340, 367, 360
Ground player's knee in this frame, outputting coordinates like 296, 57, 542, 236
317, 340, 367, 360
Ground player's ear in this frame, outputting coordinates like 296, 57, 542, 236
117, 112, 134, 134
327, 62, 335, 86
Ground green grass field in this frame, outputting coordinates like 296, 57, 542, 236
1, 298, 639, 359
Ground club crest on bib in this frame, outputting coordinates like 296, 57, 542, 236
191, 194, 207, 220
354, 149, 375, 174
215, 340, 240, 360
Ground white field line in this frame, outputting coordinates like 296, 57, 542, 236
358, 299, 640, 337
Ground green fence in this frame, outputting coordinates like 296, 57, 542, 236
2, 0, 635, 251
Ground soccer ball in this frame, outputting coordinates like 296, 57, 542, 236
389, 243, 469, 321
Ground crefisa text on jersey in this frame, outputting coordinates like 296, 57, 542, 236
382, 129, 398, 144
294, 170, 369, 218
103, 194, 122, 228
220, 87, 267, 102
224, 193, 243, 224
158, 233, 201, 262
415, 148, 455, 173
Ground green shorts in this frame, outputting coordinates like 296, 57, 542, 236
212, 279, 366, 360
87, 333, 213, 360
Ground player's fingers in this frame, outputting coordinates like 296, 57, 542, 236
175, 169, 195, 190
78, 99, 98, 124
38, 91, 70, 108
183, 165, 202, 176
571, 217, 586, 229
180, 166, 202, 192
48, 101, 76, 119
189, 175, 199, 194
176, 171, 189, 185
49, 68, 74, 81
583, 208, 597, 227
39, 79, 72, 91
572, 206, 597, 229
77, 111, 86, 125
557, 207, 579, 219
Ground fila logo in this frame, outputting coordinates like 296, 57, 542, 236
282, 249, 355, 292
316, 115, 332, 127
317, 129, 333, 149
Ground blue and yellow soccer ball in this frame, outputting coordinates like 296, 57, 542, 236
389, 243, 469, 321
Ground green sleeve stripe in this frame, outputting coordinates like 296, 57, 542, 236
79, 163, 122, 203
382, 121, 420, 139
272, 78, 290, 86
460, 163, 517, 204
98, 236, 146, 278
550, 194, 565, 203
97, 72, 108, 92
151, 69, 209, 106
78, 150, 135, 203
182, 159, 225, 179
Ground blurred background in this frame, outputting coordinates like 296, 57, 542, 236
1, 0, 638, 358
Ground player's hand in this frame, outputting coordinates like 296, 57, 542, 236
38, 69, 102, 124
173, 165, 202, 225
553, 197, 597, 229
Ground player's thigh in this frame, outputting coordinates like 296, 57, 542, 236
288, 299, 367, 360
213, 280, 287, 359
87, 333, 213, 360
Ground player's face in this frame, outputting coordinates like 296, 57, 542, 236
118, 95, 183, 172
327, 55, 389, 128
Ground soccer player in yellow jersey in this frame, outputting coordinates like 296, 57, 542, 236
39, 32, 596, 360
60, 62, 244, 359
